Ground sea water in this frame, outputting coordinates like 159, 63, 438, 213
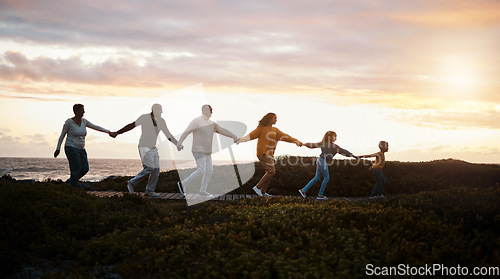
0, 157, 200, 182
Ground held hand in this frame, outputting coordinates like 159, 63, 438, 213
54, 150, 60, 158
235, 138, 242, 145
177, 144, 184, 151
296, 141, 303, 147
109, 131, 118, 138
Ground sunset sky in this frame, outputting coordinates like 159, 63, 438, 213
0, 0, 499, 163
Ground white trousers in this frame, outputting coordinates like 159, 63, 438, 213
129, 147, 160, 192
182, 152, 213, 193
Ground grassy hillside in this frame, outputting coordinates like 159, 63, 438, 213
1, 159, 499, 278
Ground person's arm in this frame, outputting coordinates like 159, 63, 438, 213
276, 129, 302, 146
85, 119, 110, 134
54, 121, 70, 157
177, 119, 198, 147
358, 153, 377, 159
303, 142, 323, 149
336, 145, 355, 158
215, 123, 238, 141
236, 126, 260, 144
159, 119, 178, 145
116, 122, 136, 135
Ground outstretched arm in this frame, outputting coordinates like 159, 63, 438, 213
358, 153, 377, 159
215, 123, 238, 142
177, 119, 198, 149
303, 142, 323, 149
159, 120, 178, 145
236, 127, 260, 144
116, 122, 136, 135
276, 129, 302, 146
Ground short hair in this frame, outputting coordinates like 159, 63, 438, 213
258, 113, 276, 127
379, 141, 389, 150
151, 103, 162, 112
73, 104, 84, 114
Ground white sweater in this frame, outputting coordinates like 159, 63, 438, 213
178, 115, 237, 154
56, 118, 109, 150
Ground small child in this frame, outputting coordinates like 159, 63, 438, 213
358, 141, 389, 198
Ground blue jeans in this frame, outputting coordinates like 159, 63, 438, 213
370, 169, 386, 197
64, 146, 89, 188
302, 157, 330, 196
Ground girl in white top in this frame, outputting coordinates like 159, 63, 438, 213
54, 104, 114, 188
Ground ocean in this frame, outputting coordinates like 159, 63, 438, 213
0, 157, 203, 182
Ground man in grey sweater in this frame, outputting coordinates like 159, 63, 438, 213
176, 105, 238, 197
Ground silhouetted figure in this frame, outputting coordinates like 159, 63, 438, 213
298, 131, 357, 200
237, 113, 302, 197
54, 104, 114, 190
114, 104, 180, 197
176, 105, 238, 198
359, 141, 389, 198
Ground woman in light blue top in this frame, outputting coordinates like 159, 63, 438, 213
299, 131, 357, 200
54, 104, 114, 188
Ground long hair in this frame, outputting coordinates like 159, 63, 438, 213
322, 131, 337, 145
258, 113, 276, 127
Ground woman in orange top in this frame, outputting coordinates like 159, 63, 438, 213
237, 113, 302, 197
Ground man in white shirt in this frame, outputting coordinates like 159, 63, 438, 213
176, 105, 238, 197
114, 104, 181, 197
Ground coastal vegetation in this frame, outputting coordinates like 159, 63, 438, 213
1, 158, 499, 278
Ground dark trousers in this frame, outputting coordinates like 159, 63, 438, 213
65, 146, 89, 188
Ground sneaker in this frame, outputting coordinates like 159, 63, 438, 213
263, 192, 274, 197
177, 181, 185, 196
317, 195, 327, 200
252, 186, 263, 197
199, 191, 214, 198
298, 189, 306, 198
79, 183, 95, 191
145, 191, 160, 197
127, 181, 134, 193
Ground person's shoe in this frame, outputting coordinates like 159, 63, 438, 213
177, 181, 185, 196
263, 192, 274, 197
298, 189, 306, 198
199, 191, 214, 198
145, 191, 160, 197
127, 181, 134, 193
317, 195, 327, 200
252, 186, 263, 197
79, 183, 95, 191
378, 195, 386, 198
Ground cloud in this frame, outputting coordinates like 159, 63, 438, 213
0, 0, 499, 114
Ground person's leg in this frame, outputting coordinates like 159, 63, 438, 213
370, 169, 382, 197
181, 153, 207, 188
255, 155, 275, 194
302, 158, 322, 193
64, 146, 81, 188
199, 154, 213, 193
317, 158, 330, 196
78, 148, 89, 181
129, 147, 154, 187
378, 171, 386, 196
145, 148, 160, 193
